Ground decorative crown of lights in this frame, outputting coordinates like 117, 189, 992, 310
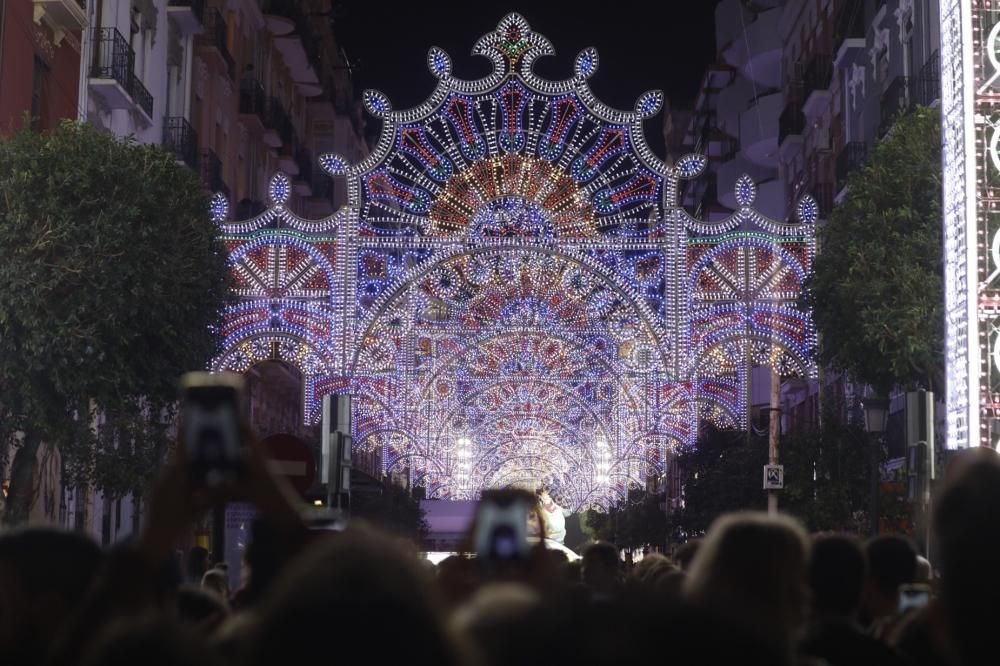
211, 14, 817, 509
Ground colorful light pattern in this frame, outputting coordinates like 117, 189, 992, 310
211, 14, 817, 507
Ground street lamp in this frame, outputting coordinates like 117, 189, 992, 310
862, 396, 890, 536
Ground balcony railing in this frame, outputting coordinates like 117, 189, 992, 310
803, 54, 833, 98
262, 0, 323, 73
90, 28, 133, 91
163, 117, 199, 170
880, 75, 910, 136
268, 97, 293, 146
167, 0, 205, 23
912, 51, 940, 107
834, 0, 865, 48
200, 149, 229, 197
196, 8, 234, 80
129, 74, 153, 119
835, 141, 867, 194
778, 103, 805, 145
239, 76, 267, 118
813, 182, 835, 217
295, 148, 313, 185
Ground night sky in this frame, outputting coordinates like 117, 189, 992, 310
330, 1, 719, 158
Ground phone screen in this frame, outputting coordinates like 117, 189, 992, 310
474, 494, 531, 564
180, 372, 243, 487
898, 584, 931, 613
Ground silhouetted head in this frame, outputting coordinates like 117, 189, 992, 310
186, 547, 209, 583
176, 585, 228, 634
864, 534, 917, 619
685, 512, 810, 659
934, 451, 1000, 666
582, 541, 619, 596
451, 583, 547, 666
79, 614, 222, 666
200, 568, 229, 604
809, 534, 867, 617
0, 527, 103, 666
672, 539, 702, 571
247, 526, 460, 666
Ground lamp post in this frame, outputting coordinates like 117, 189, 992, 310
862, 396, 890, 537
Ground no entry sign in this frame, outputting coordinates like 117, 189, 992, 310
261, 433, 317, 496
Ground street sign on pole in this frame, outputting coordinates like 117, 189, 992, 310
260, 433, 316, 496
763, 464, 784, 490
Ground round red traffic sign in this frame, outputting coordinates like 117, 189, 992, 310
260, 433, 317, 496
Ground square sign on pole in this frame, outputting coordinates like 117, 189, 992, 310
763, 464, 784, 490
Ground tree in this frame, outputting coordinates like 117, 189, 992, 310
0, 122, 231, 524
668, 418, 878, 539
668, 425, 767, 539
585, 489, 668, 554
350, 483, 430, 542
807, 106, 943, 395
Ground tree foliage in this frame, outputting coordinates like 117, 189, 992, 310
669, 420, 876, 539
806, 106, 943, 395
584, 490, 668, 553
0, 121, 231, 523
350, 483, 430, 542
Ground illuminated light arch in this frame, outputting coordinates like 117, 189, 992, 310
352, 244, 673, 374
212, 14, 817, 500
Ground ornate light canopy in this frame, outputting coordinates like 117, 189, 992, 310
212, 14, 816, 508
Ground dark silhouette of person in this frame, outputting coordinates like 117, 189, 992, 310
799, 534, 908, 666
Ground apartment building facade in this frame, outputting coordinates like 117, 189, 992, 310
777, 0, 940, 435
0, 0, 366, 542
0, 0, 84, 133
670, 0, 940, 440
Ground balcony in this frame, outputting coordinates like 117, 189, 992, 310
778, 102, 805, 159
264, 0, 322, 87
912, 52, 940, 107
879, 76, 910, 137
89, 27, 152, 122
834, 0, 866, 67
196, 8, 234, 81
813, 182, 835, 219
89, 28, 134, 108
740, 90, 782, 167
261, 0, 295, 35
128, 74, 153, 122
267, 97, 293, 147
239, 76, 268, 133
802, 54, 833, 120
835, 141, 867, 196
721, 5, 782, 88
200, 149, 229, 197
163, 117, 199, 170
294, 148, 313, 196
166, 0, 204, 35
32, 0, 87, 41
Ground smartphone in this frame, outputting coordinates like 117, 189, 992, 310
474, 490, 532, 565
180, 372, 244, 487
898, 583, 931, 613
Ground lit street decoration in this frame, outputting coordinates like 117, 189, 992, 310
940, 2, 1000, 448
211, 14, 816, 507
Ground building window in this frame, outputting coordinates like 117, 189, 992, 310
30, 56, 49, 130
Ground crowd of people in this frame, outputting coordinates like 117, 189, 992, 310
1, 437, 999, 666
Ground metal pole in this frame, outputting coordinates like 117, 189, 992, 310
870, 432, 880, 536
767, 366, 780, 515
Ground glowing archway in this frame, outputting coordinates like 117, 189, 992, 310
211, 14, 816, 508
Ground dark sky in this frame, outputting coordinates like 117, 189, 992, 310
331, 1, 719, 158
